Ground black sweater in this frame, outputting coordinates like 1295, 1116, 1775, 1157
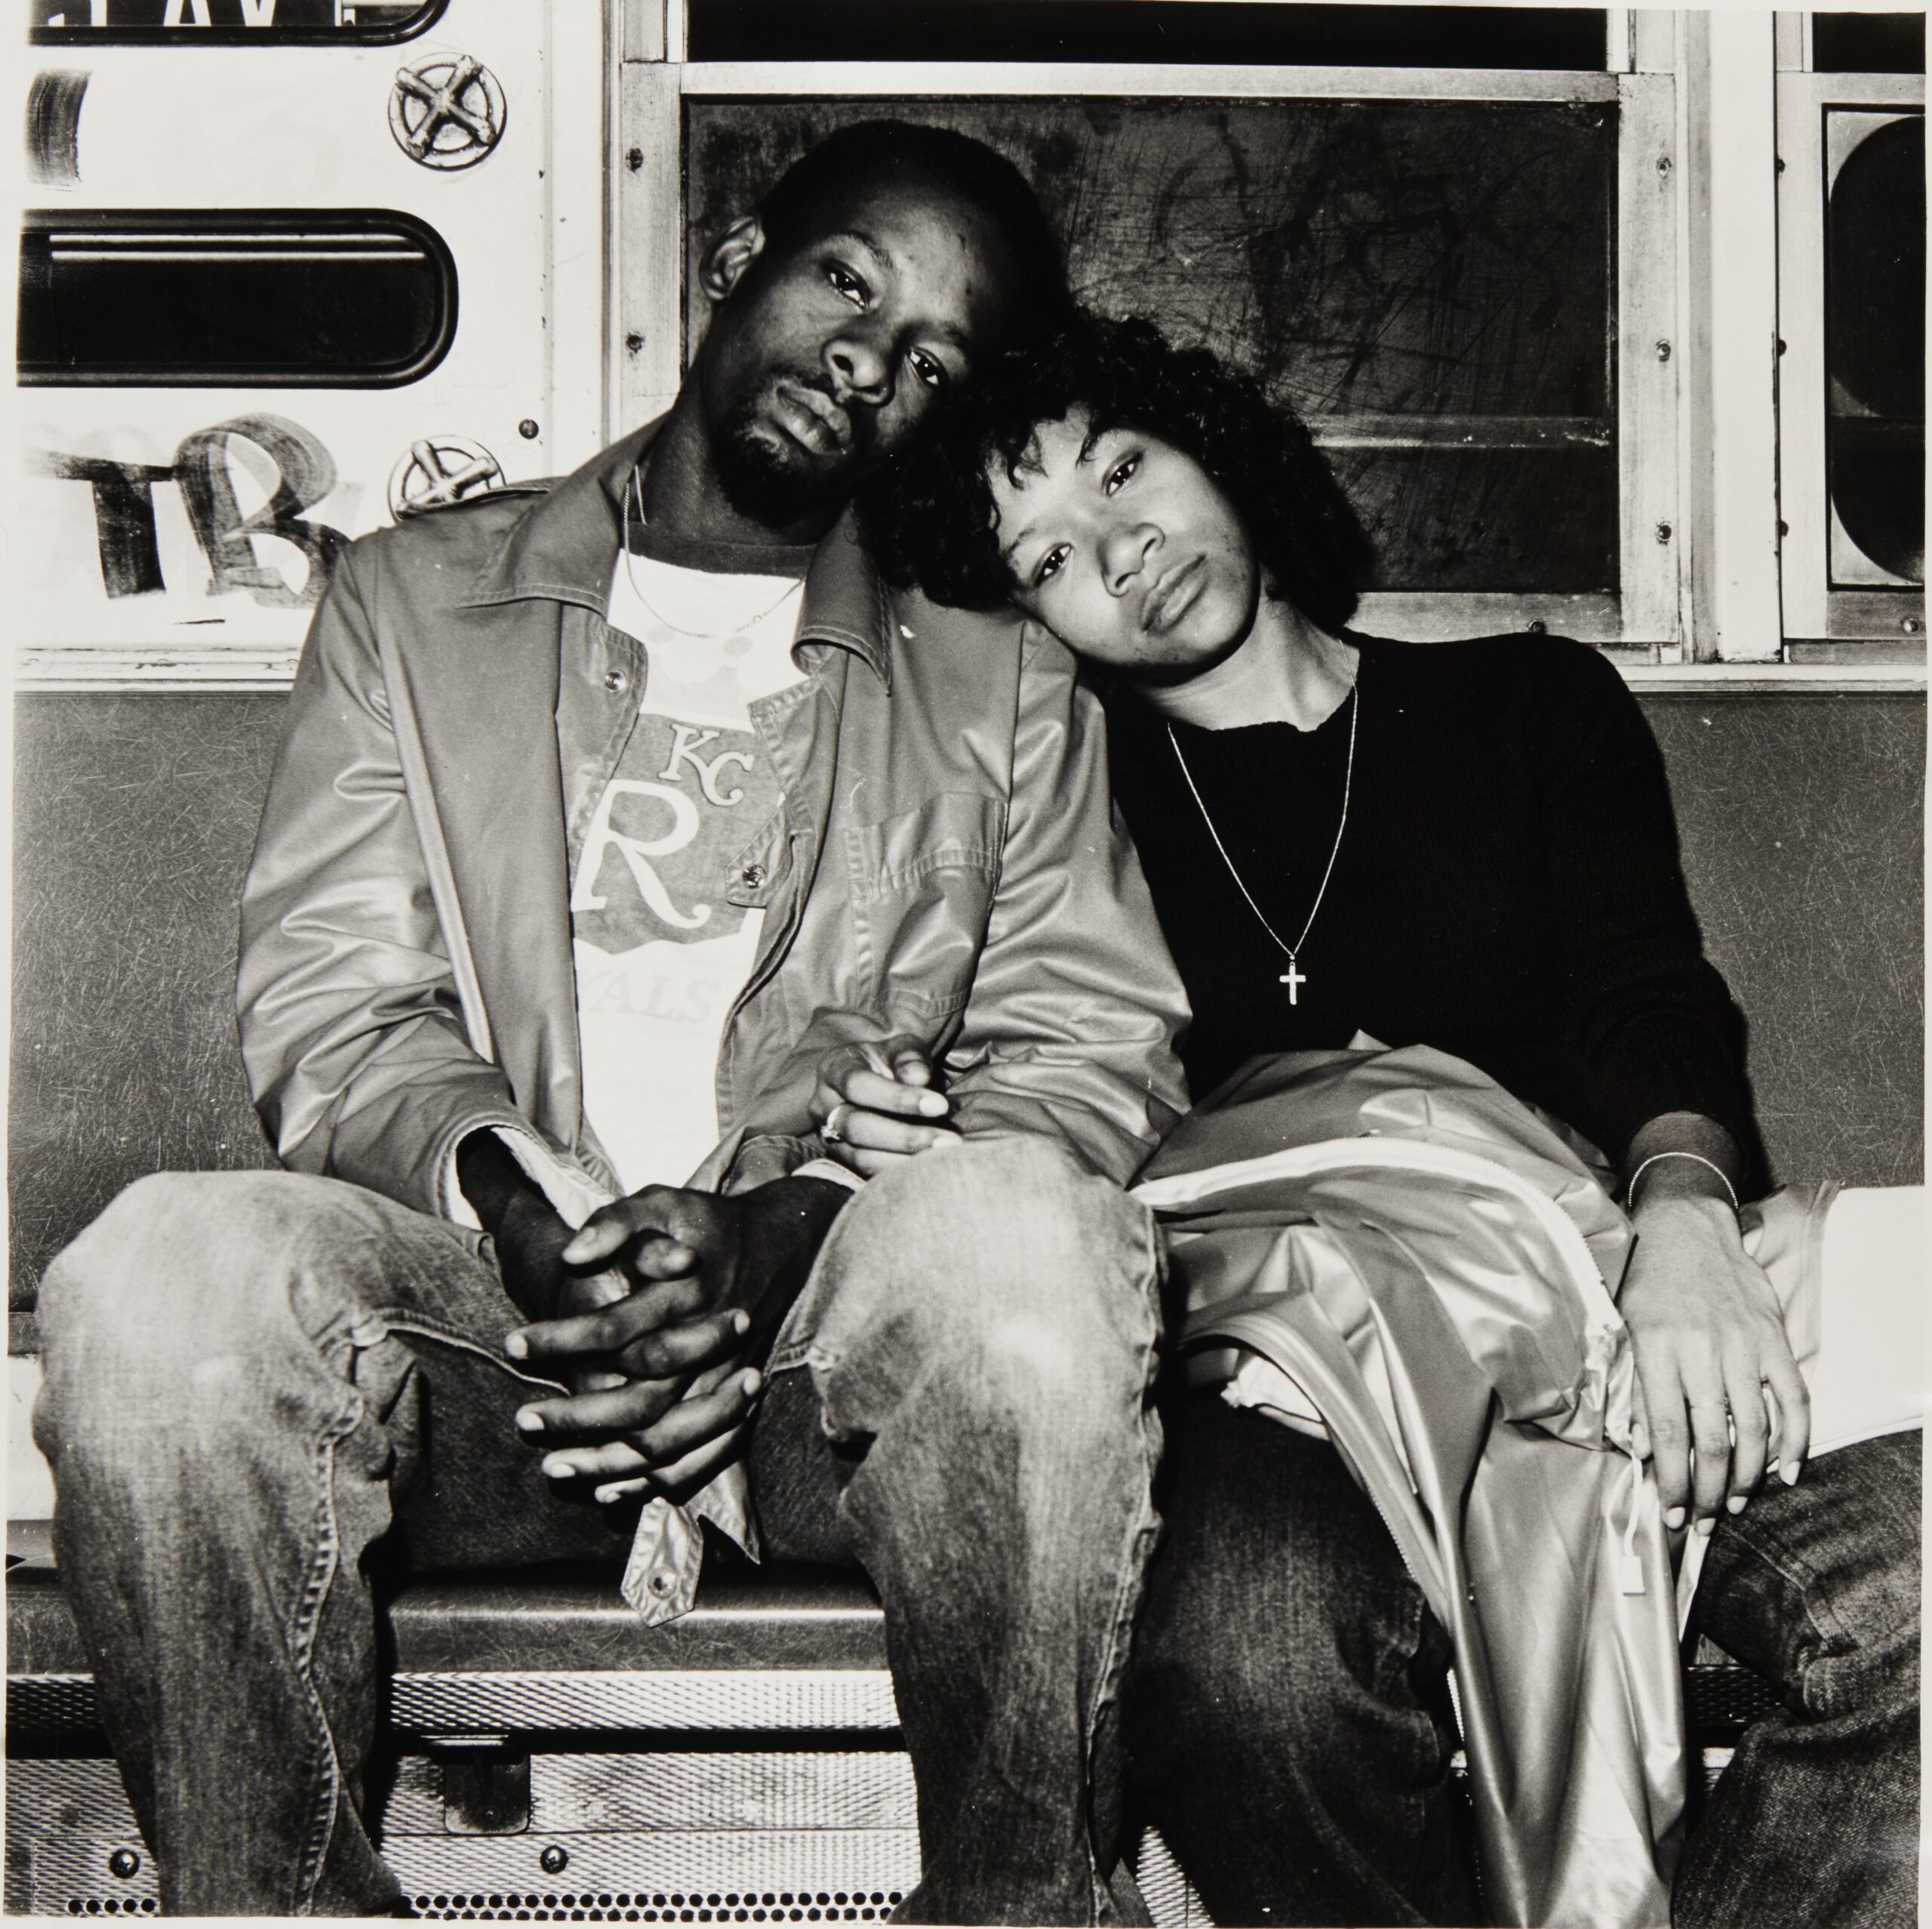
1104, 632, 1757, 1174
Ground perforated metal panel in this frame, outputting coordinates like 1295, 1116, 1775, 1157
1130, 1823, 1212, 1927
5, 1758, 158, 1916
384, 1830, 921, 1899
389, 1670, 900, 1734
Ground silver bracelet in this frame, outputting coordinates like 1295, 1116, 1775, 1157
1626, 1150, 1740, 1214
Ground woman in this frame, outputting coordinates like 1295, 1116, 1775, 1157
812, 313, 1919, 1928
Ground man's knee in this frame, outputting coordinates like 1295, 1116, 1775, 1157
795, 1137, 1162, 1447
35, 1171, 382, 1460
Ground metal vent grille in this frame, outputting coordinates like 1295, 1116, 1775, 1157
404, 1887, 903, 1921
389, 1672, 900, 1735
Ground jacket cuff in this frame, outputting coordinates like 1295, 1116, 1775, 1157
441, 1119, 616, 1231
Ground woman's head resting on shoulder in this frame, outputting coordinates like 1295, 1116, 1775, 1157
857, 310, 1374, 679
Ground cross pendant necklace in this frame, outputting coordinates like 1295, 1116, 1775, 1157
1166, 682, 1358, 1007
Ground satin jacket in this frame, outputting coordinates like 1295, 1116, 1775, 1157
1134, 1046, 1686, 1929
238, 423, 1189, 1220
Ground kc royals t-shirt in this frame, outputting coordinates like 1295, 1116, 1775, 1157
571, 552, 807, 1192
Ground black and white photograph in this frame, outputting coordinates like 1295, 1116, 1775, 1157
3, 2, 1925, 1922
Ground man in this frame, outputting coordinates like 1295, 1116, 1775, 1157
33, 122, 1189, 1923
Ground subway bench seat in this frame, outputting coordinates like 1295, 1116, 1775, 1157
5, 1511, 1776, 1924
5, 1519, 1220, 1923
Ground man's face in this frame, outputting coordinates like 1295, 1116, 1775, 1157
698, 174, 1022, 527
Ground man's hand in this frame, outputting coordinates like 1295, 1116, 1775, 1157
1620, 1131, 1809, 1535
503, 1175, 849, 1497
809, 1035, 958, 1178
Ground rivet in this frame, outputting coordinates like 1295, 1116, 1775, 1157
109, 1850, 141, 1880
1526, 619, 1548, 635
1656, 155, 1672, 176
1778, 520, 1789, 538
518, 419, 540, 440
1655, 339, 1672, 362
540, 1845, 570, 1875
1904, 617, 1924, 636
1655, 522, 1673, 544
626, 147, 644, 171
626, 332, 645, 355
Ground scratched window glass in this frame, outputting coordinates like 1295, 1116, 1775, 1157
17, 211, 457, 386
688, 99, 1618, 594
29, 1, 447, 43
1823, 110, 1924, 589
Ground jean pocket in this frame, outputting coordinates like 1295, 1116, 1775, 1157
844, 791, 1005, 1019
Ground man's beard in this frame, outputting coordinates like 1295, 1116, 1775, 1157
712, 385, 866, 530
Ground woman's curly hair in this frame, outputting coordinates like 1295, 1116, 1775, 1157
857, 310, 1374, 634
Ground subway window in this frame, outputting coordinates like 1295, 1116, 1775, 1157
1823, 112, 1923, 592
17, 210, 458, 386
656, 83, 1642, 638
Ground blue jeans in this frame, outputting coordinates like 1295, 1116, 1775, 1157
1675, 1429, 1921, 1929
32, 1142, 1164, 1923
1124, 1400, 1918, 1928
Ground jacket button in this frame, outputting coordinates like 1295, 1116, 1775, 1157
740, 863, 765, 888
602, 668, 628, 694
647, 1569, 677, 1598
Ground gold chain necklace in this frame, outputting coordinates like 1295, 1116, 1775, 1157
1165, 683, 1358, 1006
617, 463, 803, 639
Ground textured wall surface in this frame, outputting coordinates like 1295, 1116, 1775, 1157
8, 686, 1924, 1309
10, 693, 284, 1307
1644, 692, 1924, 1191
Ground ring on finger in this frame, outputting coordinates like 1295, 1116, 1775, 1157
822, 1102, 852, 1146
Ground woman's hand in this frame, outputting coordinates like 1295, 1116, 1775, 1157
809, 1035, 961, 1178
1620, 1193, 1810, 1535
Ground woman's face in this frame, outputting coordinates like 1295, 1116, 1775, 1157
986, 412, 1261, 672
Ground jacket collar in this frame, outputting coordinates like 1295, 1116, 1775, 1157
457, 416, 894, 687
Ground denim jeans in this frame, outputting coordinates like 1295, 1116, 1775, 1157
1122, 1396, 1481, 1929
1675, 1430, 1921, 1929
1124, 1399, 1919, 1928
32, 1141, 1165, 1924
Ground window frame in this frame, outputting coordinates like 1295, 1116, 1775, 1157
616, 46, 1683, 652
1773, 68, 1924, 653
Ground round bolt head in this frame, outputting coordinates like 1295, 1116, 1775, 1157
540, 1844, 569, 1875
108, 1849, 141, 1880
518, 419, 541, 440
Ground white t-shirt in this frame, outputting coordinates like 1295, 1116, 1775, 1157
571, 549, 807, 1192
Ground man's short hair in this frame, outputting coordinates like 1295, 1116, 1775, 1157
755, 119, 1069, 317
858, 310, 1374, 635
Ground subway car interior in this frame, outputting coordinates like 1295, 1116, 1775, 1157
6, 1, 1924, 1918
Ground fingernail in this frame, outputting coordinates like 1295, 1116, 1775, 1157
918, 1091, 950, 1117
595, 1486, 623, 1506
1665, 1506, 1686, 1531
542, 1456, 573, 1480
1726, 1494, 1747, 1515
503, 1332, 529, 1359
731, 1309, 751, 1336
561, 1237, 592, 1263
1697, 1515, 1716, 1537
742, 1370, 763, 1397
514, 1408, 543, 1433
1781, 1462, 1802, 1486
925, 1131, 961, 1151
